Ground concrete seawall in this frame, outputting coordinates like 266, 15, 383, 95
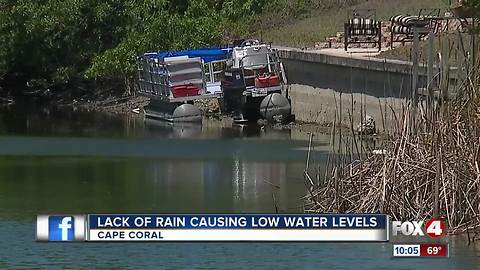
277, 47, 455, 128
279, 47, 417, 74
278, 47, 425, 98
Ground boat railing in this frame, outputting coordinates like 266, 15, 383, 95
137, 58, 169, 97
204, 59, 229, 84
137, 48, 287, 101
238, 50, 285, 88
137, 56, 223, 102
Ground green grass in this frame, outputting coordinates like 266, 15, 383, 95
258, 0, 449, 47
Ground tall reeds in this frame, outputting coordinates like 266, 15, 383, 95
306, 31, 480, 234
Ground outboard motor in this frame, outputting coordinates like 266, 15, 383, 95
222, 68, 247, 121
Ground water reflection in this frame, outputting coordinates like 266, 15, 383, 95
145, 119, 203, 138
0, 103, 334, 217
0, 104, 479, 269
0, 101, 300, 140
0, 159, 304, 217
144, 117, 294, 141
135, 157, 298, 214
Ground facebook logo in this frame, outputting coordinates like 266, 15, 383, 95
48, 216, 75, 241
37, 215, 85, 241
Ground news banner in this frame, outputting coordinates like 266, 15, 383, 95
36, 214, 448, 258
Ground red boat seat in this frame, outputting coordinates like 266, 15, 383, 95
172, 85, 200, 97
255, 74, 280, 88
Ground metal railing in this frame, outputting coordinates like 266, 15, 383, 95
238, 50, 285, 88
137, 58, 170, 97
137, 57, 209, 101
204, 59, 228, 84
137, 49, 288, 100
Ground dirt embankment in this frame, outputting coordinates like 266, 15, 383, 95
66, 95, 150, 114
66, 89, 238, 119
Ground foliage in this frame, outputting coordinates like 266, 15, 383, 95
2, 0, 439, 92
464, 0, 480, 18
0, 0, 273, 93
0, 0, 132, 90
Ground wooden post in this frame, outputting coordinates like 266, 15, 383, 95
427, 31, 435, 118
391, 31, 394, 50
471, 20, 476, 83
344, 23, 349, 51
412, 28, 419, 106
378, 21, 382, 51
411, 27, 420, 131
440, 37, 449, 105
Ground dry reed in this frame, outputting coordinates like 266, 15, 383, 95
306, 33, 480, 235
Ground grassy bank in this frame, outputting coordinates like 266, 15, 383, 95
257, 0, 448, 47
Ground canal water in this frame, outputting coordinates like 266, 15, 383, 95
0, 104, 478, 269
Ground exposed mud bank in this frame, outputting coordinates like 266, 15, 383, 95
288, 84, 406, 132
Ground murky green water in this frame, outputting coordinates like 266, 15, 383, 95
0, 103, 478, 269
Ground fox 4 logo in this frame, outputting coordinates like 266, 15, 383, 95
392, 218, 445, 238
